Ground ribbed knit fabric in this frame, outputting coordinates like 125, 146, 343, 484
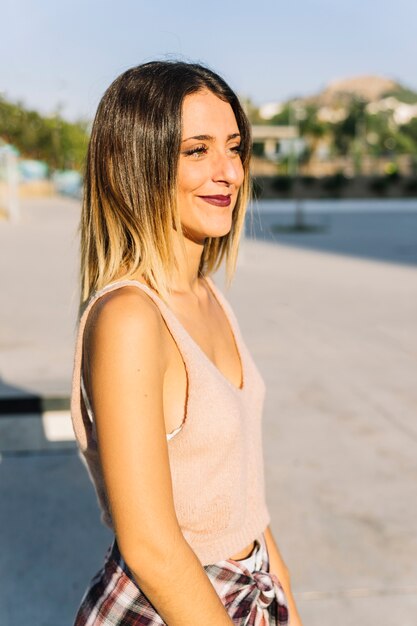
70, 276, 271, 566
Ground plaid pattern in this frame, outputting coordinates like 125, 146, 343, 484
74, 532, 288, 625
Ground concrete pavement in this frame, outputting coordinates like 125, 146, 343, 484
1, 196, 416, 625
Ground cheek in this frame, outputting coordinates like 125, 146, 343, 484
177, 163, 207, 195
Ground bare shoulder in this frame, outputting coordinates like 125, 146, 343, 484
84, 285, 169, 375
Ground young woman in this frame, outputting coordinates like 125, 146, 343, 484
71, 61, 303, 626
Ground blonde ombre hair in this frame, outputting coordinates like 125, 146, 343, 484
79, 61, 252, 311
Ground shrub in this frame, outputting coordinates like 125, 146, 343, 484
369, 177, 389, 195
300, 175, 316, 186
321, 172, 349, 194
385, 170, 401, 183
272, 175, 293, 193
404, 178, 417, 194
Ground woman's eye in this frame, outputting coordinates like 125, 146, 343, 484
183, 145, 207, 158
230, 145, 243, 156
182, 143, 243, 158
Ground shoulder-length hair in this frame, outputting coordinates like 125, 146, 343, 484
79, 60, 252, 309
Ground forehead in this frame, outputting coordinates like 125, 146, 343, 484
181, 90, 239, 135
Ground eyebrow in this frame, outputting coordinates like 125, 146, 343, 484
181, 133, 241, 143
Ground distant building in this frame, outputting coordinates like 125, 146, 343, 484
317, 106, 347, 123
19, 159, 48, 182
258, 102, 284, 120
366, 97, 417, 125
251, 124, 298, 160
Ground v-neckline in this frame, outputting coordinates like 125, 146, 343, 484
196, 276, 245, 393
103, 277, 245, 393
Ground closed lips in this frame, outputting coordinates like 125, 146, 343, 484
198, 195, 232, 206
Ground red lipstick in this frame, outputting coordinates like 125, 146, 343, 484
198, 195, 231, 207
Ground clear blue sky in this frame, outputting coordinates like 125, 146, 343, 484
2, 0, 417, 122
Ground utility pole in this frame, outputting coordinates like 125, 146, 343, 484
289, 101, 305, 230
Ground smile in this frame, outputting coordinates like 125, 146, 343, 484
198, 195, 232, 207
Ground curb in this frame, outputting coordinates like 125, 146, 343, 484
0, 395, 70, 415
0, 395, 74, 453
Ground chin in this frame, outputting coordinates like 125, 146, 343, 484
205, 221, 233, 239
208, 212, 234, 236
183, 216, 233, 241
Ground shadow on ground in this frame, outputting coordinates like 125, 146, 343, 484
245, 207, 417, 267
0, 450, 112, 625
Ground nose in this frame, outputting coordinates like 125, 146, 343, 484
211, 149, 243, 187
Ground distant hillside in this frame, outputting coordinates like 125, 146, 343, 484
258, 75, 417, 124
255, 73, 417, 173
305, 75, 417, 106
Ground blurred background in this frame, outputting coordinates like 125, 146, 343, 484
0, 2, 416, 625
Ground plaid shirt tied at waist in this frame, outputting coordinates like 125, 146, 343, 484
74, 533, 289, 625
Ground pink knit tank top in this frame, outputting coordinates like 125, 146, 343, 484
71, 276, 271, 565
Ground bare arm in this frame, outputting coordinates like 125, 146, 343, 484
84, 287, 234, 625
263, 525, 304, 626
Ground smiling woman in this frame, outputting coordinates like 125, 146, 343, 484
177, 90, 244, 243
70, 60, 301, 626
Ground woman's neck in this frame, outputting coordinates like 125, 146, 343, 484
168, 230, 205, 295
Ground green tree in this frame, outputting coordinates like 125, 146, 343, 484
269, 105, 291, 126
399, 118, 417, 153
0, 96, 89, 170
332, 97, 367, 156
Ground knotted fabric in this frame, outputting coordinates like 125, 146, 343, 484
74, 532, 289, 625
210, 534, 289, 625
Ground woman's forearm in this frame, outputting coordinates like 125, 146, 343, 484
263, 525, 304, 626
126, 532, 234, 626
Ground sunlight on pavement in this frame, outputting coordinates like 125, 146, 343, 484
41, 411, 75, 442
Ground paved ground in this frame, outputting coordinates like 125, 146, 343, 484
1, 196, 416, 625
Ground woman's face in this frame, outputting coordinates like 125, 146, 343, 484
177, 89, 244, 243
